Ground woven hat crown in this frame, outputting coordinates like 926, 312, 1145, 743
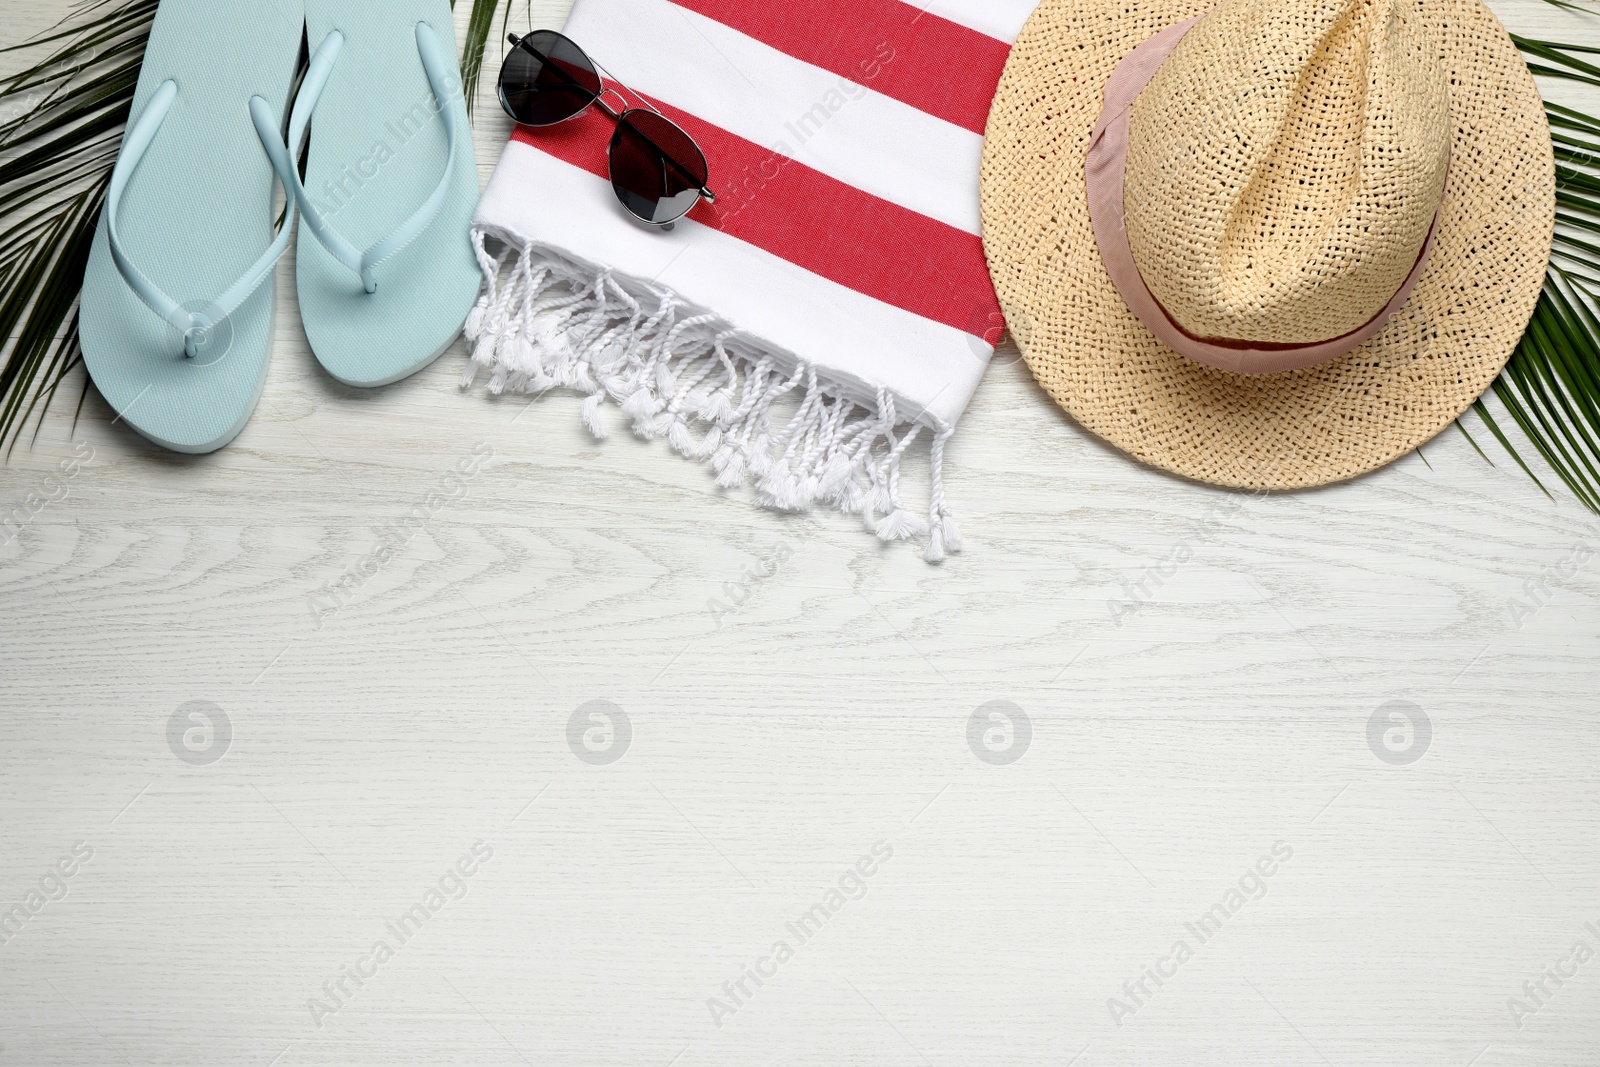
1122, 0, 1451, 344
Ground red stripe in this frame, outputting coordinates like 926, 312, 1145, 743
668, 0, 1010, 136
511, 103, 1000, 341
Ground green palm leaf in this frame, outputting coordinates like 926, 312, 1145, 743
0, 0, 151, 455
458, 0, 509, 117
1459, 33, 1600, 513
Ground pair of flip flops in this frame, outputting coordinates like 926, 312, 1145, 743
81, 0, 482, 454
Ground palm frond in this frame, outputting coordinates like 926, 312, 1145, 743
1468, 35, 1600, 513
0, 0, 151, 457
457, 0, 509, 118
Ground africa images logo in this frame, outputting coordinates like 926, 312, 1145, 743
1366, 700, 1430, 766
968, 701, 1031, 765
167, 701, 231, 766
567, 701, 631, 765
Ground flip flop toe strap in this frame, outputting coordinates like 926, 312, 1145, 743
106, 80, 299, 359
289, 23, 461, 296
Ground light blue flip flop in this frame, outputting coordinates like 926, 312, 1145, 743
289, 0, 482, 387
79, 0, 304, 454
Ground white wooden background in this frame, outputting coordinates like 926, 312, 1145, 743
3, 1, 1599, 1065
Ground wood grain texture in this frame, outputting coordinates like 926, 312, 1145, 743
1, 1, 1598, 1065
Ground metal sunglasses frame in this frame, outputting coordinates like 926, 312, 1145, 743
499, 31, 718, 229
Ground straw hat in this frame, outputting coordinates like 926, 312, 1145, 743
980, 0, 1555, 489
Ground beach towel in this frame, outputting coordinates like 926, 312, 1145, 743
462, 0, 1036, 560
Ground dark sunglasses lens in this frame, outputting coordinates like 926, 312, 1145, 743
498, 30, 601, 126
609, 110, 709, 225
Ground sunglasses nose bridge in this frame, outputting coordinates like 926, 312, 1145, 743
595, 86, 629, 117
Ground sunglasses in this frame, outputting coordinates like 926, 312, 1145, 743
497, 30, 717, 230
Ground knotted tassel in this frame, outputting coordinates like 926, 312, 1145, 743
875, 508, 929, 542
620, 389, 666, 437
714, 447, 747, 487
925, 426, 961, 561
463, 298, 488, 344
668, 417, 698, 458
581, 392, 610, 439
695, 424, 724, 460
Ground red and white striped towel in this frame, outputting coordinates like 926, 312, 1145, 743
462, 0, 1033, 560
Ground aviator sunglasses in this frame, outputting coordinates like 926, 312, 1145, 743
497, 30, 717, 229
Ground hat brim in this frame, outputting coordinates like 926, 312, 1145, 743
979, 0, 1556, 490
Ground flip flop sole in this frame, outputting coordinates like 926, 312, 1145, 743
297, 0, 482, 388
80, 0, 304, 454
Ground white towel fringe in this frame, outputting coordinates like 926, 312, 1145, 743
462, 232, 963, 562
